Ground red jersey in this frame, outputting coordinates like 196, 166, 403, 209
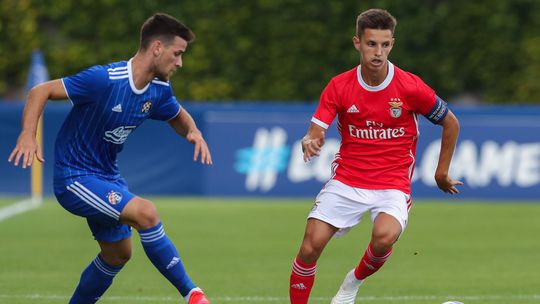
312, 62, 447, 194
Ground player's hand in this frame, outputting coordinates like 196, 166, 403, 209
8, 131, 44, 169
186, 130, 212, 165
302, 131, 325, 162
434, 173, 463, 194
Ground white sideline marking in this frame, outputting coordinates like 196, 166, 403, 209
0, 294, 539, 302
0, 197, 43, 222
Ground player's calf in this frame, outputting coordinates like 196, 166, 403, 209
355, 243, 393, 280
139, 222, 200, 298
69, 255, 124, 304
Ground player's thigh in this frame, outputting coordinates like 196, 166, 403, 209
370, 189, 411, 237
371, 212, 402, 247
119, 196, 160, 230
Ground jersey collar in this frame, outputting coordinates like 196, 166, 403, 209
357, 61, 394, 92
127, 58, 151, 95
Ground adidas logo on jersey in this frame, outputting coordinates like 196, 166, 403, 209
291, 283, 308, 290
347, 104, 360, 113
112, 104, 122, 113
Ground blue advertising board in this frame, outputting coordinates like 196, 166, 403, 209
1, 103, 538, 199
200, 105, 540, 199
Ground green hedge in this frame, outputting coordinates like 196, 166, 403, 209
2, 0, 539, 103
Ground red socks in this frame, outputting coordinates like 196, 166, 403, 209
289, 257, 316, 304
289, 244, 392, 303
354, 243, 393, 280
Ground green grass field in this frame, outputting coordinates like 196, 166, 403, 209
0, 198, 24, 208
0, 197, 539, 304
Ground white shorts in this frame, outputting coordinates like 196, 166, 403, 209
308, 179, 412, 237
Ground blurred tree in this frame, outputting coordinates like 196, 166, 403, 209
1, 0, 539, 103
0, 0, 39, 98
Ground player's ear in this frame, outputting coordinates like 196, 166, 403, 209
352, 35, 361, 51
151, 40, 162, 57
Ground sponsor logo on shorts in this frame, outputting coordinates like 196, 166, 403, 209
107, 191, 122, 205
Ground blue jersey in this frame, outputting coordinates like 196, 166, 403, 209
54, 59, 181, 184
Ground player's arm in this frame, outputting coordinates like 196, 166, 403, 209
168, 109, 212, 165
8, 80, 67, 168
302, 78, 337, 163
434, 110, 463, 194
301, 122, 326, 162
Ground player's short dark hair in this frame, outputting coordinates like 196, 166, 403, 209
140, 13, 195, 49
356, 9, 397, 37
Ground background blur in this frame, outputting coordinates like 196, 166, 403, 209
2, 0, 540, 103
1, 0, 539, 199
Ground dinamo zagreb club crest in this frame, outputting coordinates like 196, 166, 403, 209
142, 100, 153, 113
389, 98, 403, 118
107, 191, 123, 205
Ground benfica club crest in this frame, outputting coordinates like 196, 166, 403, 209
388, 98, 403, 118
142, 100, 153, 113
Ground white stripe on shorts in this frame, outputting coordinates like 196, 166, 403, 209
66, 182, 120, 219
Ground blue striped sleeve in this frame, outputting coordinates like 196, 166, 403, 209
62, 65, 108, 106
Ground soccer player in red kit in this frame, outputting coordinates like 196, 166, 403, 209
289, 8, 462, 304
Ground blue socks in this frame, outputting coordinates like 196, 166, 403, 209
139, 222, 196, 297
69, 255, 123, 304
69, 223, 195, 302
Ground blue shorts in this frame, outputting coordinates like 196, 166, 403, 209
54, 176, 135, 243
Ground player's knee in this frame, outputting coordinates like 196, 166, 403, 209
371, 231, 398, 252
134, 199, 160, 229
101, 251, 131, 267
299, 242, 323, 264
372, 239, 394, 254
113, 251, 132, 266
118, 251, 132, 264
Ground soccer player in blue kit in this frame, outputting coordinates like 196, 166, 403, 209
9, 13, 212, 304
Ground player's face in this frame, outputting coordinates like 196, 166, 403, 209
353, 29, 394, 73
155, 36, 188, 81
